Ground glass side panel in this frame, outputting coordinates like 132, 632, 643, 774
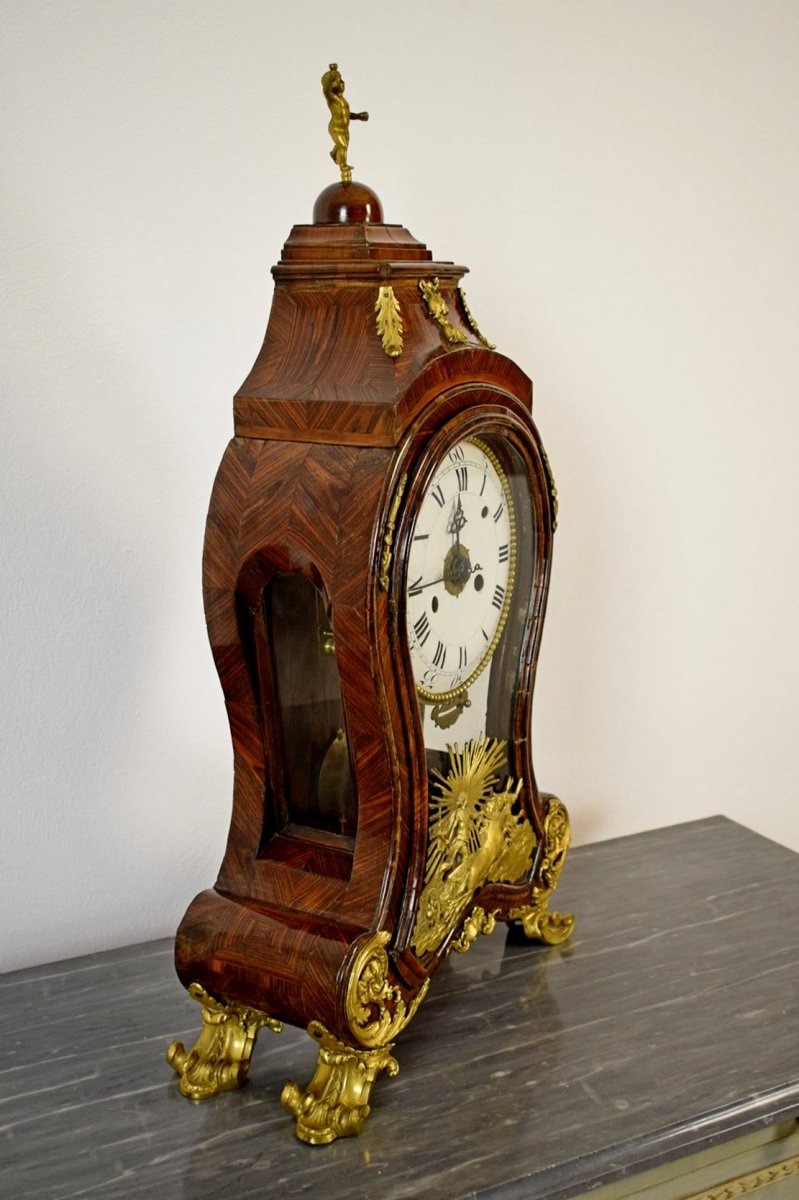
264, 573, 356, 838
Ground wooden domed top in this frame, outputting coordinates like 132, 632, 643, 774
313, 180, 384, 224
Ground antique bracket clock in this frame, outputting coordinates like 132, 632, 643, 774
167, 65, 575, 1145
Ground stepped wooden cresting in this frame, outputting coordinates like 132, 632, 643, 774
167, 65, 574, 1145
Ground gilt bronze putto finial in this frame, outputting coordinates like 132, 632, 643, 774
321, 63, 368, 183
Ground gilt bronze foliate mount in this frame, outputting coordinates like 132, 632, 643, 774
167, 983, 282, 1102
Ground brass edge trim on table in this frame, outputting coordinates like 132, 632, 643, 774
507, 796, 575, 945
419, 276, 469, 345
379, 472, 408, 590
375, 284, 404, 358
281, 1020, 399, 1145
166, 982, 282, 1101
411, 736, 536, 955
679, 1153, 799, 1200
346, 930, 430, 1048
457, 288, 496, 349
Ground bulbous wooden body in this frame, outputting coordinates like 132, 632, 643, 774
174, 201, 558, 1047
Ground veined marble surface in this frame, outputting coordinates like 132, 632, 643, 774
1, 817, 798, 1200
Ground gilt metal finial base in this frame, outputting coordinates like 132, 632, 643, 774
281, 1020, 399, 1144
167, 982, 282, 1101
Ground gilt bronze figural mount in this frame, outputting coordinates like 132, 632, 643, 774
322, 62, 368, 184
167, 66, 574, 1145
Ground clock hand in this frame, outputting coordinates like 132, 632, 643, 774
455, 496, 463, 555
415, 562, 483, 591
446, 496, 467, 540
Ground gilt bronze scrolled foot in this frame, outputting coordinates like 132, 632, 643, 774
508, 901, 576, 945
508, 797, 575, 946
167, 982, 282, 1101
281, 1020, 399, 1144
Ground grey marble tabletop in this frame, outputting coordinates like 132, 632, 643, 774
2, 816, 798, 1200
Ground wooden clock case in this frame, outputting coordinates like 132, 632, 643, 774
168, 181, 573, 1143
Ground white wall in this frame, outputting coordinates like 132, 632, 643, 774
2, 2, 798, 973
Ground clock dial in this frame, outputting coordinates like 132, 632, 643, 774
406, 438, 516, 701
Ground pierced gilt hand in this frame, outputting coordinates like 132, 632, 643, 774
441, 496, 474, 594
446, 496, 467, 545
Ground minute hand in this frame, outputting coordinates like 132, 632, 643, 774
414, 563, 483, 591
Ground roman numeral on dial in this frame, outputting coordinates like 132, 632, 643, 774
413, 613, 431, 646
498, 543, 509, 563
492, 584, 505, 610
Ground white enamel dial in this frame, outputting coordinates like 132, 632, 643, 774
405, 438, 516, 701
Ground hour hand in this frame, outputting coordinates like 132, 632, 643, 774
446, 496, 467, 538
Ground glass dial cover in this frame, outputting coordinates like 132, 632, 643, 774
406, 438, 516, 701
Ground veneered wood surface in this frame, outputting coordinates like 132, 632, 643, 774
174, 200, 558, 1045
234, 218, 531, 445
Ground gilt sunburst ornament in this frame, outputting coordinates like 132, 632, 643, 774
412, 737, 536, 955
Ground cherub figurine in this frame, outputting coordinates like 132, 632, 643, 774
321, 63, 368, 183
